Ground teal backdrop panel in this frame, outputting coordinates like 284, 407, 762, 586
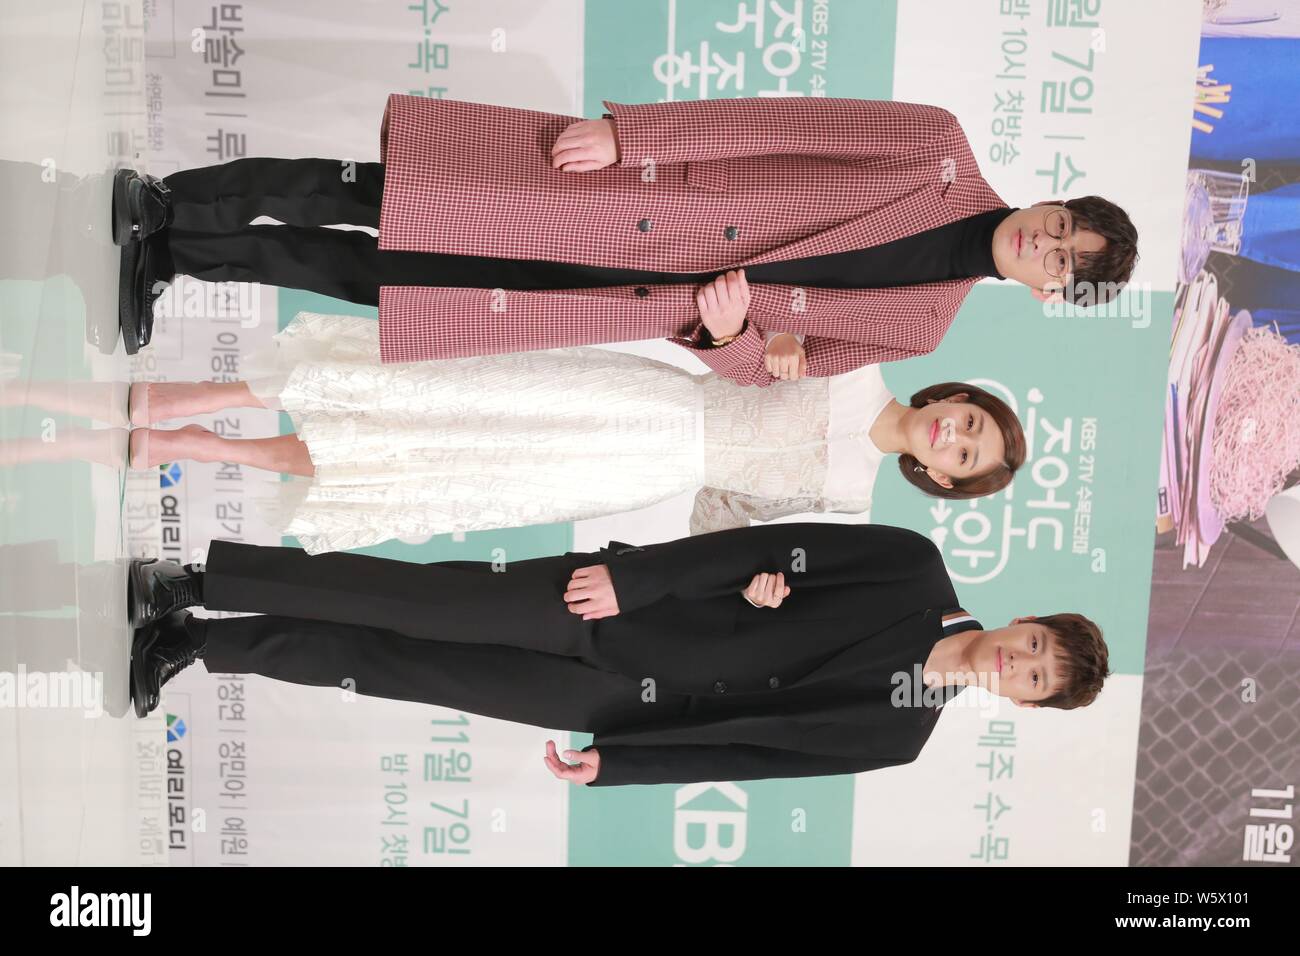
567, 732, 857, 867
584, 0, 898, 115
871, 286, 1173, 677
571, 0, 902, 866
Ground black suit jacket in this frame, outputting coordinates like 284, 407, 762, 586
581, 523, 968, 786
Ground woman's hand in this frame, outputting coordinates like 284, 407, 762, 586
742, 571, 790, 608
544, 740, 600, 784
551, 118, 618, 171
764, 334, 806, 381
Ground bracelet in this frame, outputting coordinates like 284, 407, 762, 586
707, 319, 748, 348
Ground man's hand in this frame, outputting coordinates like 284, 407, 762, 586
742, 571, 790, 608
697, 269, 751, 340
764, 333, 807, 381
563, 564, 620, 620
551, 118, 618, 171
544, 740, 600, 784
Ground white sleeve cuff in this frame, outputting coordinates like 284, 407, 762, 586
762, 329, 804, 345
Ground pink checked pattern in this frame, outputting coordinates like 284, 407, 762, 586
377, 94, 1007, 386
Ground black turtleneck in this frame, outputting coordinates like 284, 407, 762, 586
740, 206, 1015, 287
366, 207, 1016, 293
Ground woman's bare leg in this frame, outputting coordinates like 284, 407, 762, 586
130, 424, 315, 477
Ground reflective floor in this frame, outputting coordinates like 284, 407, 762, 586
1, 0, 166, 865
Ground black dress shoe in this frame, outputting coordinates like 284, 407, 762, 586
118, 232, 174, 354
128, 558, 203, 629
112, 168, 173, 246
131, 610, 205, 718
118, 239, 143, 354
137, 233, 174, 351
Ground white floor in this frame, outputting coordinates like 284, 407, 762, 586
0, 0, 167, 866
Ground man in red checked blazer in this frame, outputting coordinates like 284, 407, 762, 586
116, 95, 1139, 385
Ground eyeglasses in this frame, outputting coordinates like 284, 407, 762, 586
1042, 207, 1074, 279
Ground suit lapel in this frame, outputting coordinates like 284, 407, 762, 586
593, 609, 957, 760
790, 608, 943, 687
739, 271, 980, 338
593, 688, 957, 760
594, 711, 811, 753
735, 183, 959, 267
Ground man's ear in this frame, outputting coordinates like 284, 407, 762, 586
1030, 286, 1065, 303
1011, 699, 1040, 708
927, 469, 953, 490
1010, 615, 1038, 625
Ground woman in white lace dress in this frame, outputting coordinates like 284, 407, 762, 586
125, 312, 1026, 554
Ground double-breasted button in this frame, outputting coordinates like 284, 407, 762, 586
634, 286, 650, 297
768, 676, 780, 689
712, 681, 728, 694
723, 225, 740, 240
636, 218, 653, 232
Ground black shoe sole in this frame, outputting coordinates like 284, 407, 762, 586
129, 624, 164, 718
111, 169, 138, 246
119, 241, 142, 354
117, 240, 156, 354
138, 238, 163, 350
127, 559, 153, 630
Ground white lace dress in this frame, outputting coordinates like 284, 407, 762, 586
243, 312, 894, 554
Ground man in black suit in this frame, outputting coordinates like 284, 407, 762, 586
127, 523, 1110, 787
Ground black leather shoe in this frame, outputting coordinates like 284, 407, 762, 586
128, 558, 203, 629
118, 239, 143, 354
112, 168, 173, 246
138, 233, 173, 351
131, 610, 205, 718
119, 233, 174, 354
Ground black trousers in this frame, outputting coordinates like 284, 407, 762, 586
194, 539, 691, 733
159, 157, 715, 306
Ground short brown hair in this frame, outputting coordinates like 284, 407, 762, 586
898, 382, 1027, 500
1062, 196, 1139, 306
1036, 612, 1110, 709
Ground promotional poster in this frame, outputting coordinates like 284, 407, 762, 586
1, 0, 1296, 899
